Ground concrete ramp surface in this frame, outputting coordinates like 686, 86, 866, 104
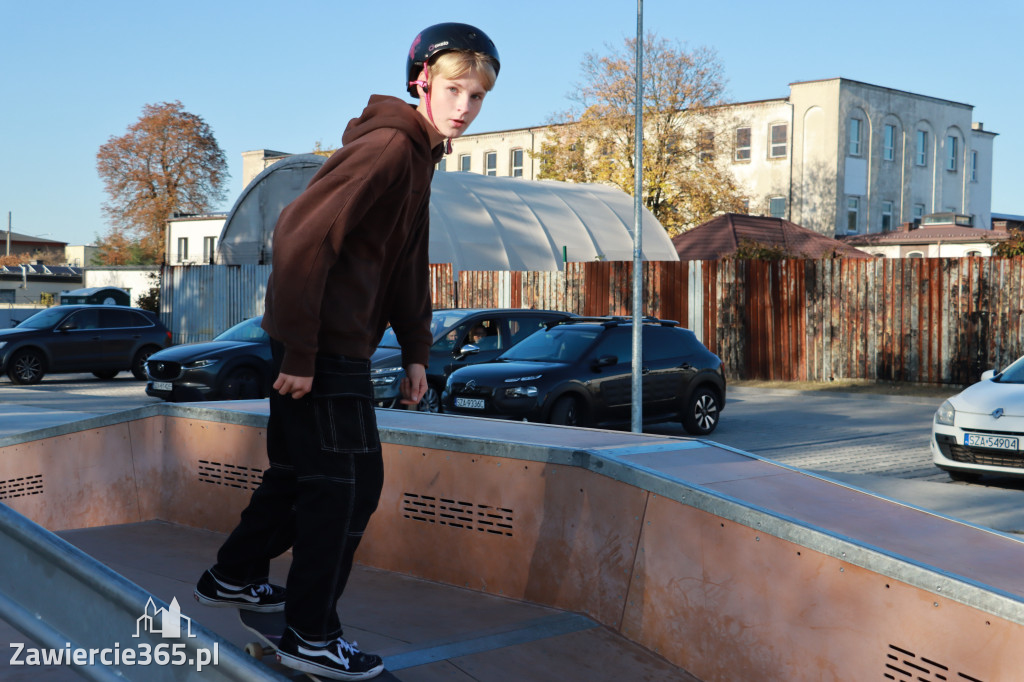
1, 402, 1023, 680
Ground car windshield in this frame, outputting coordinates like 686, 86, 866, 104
14, 307, 70, 329
214, 318, 268, 343
379, 310, 482, 348
498, 325, 601, 363
997, 356, 1024, 384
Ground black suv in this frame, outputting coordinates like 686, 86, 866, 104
145, 316, 272, 401
0, 305, 172, 385
442, 317, 726, 434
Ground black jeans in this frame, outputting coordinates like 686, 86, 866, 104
212, 339, 384, 640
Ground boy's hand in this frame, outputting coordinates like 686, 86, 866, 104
273, 372, 313, 399
400, 363, 427, 405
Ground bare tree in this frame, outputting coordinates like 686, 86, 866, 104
96, 101, 228, 263
535, 34, 747, 235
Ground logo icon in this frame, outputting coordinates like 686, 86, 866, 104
992, 407, 1005, 420
135, 597, 196, 639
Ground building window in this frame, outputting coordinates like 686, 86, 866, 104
883, 124, 896, 161
0, 289, 14, 304
177, 237, 188, 262
769, 197, 786, 219
907, 252, 924, 259
881, 201, 894, 232
484, 151, 497, 176
734, 127, 751, 161
436, 158, 447, 172
970, 150, 978, 182
202, 236, 216, 263
846, 197, 860, 233
510, 148, 524, 177
946, 135, 958, 171
913, 203, 925, 221
698, 129, 714, 163
459, 154, 471, 172
916, 131, 928, 166
848, 118, 862, 156
769, 123, 787, 159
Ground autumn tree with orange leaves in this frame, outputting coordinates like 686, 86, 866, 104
96, 101, 228, 264
535, 34, 747, 235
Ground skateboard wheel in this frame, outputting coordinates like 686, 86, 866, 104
244, 642, 264, 659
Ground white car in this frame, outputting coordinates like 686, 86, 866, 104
932, 355, 1024, 481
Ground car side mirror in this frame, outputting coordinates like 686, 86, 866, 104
58, 321, 77, 331
981, 369, 996, 381
455, 344, 480, 360
591, 355, 617, 370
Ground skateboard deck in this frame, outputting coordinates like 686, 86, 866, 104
238, 610, 321, 681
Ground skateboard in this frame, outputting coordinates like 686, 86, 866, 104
238, 610, 321, 681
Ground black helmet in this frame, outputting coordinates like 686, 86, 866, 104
406, 22, 500, 97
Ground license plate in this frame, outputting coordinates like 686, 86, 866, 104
153, 381, 173, 392
455, 397, 485, 410
965, 433, 1019, 451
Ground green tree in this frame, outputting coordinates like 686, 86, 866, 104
96, 101, 228, 263
992, 230, 1024, 257
535, 33, 747, 235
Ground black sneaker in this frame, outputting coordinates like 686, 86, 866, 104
277, 628, 384, 680
193, 569, 285, 612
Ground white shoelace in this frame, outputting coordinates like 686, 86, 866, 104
250, 583, 274, 597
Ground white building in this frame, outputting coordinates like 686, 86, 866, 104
164, 213, 226, 266
444, 78, 997, 240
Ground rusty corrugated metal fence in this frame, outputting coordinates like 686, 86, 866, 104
161, 257, 1024, 385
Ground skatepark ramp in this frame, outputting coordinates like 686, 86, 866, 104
2, 402, 1024, 680
0, 503, 279, 681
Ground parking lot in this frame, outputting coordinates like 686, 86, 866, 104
4, 373, 1024, 533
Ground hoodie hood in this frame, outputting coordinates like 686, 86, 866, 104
342, 95, 442, 162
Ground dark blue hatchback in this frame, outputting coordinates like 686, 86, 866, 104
442, 317, 726, 434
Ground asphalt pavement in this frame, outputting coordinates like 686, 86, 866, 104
3, 375, 1024, 535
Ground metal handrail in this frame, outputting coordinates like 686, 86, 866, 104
0, 503, 284, 681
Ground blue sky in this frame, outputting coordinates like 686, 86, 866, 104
1, 0, 1021, 246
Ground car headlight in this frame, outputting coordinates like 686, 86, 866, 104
185, 359, 219, 369
0, 341, 6, 350
935, 400, 956, 426
504, 385, 538, 398
371, 366, 403, 386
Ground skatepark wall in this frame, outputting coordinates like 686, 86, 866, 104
2, 402, 1023, 681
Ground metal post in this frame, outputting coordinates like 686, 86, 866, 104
630, 0, 645, 433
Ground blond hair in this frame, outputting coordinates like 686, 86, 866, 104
428, 51, 498, 91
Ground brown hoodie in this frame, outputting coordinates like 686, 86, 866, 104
261, 95, 442, 377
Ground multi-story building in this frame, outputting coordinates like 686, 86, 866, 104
444, 78, 997, 239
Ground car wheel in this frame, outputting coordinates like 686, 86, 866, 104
93, 370, 119, 380
8, 349, 45, 385
416, 386, 441, 413
682, 387, 721, 435
221, 367, 264, 400
548, 395, 586, 427
131, 346, 161, 380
